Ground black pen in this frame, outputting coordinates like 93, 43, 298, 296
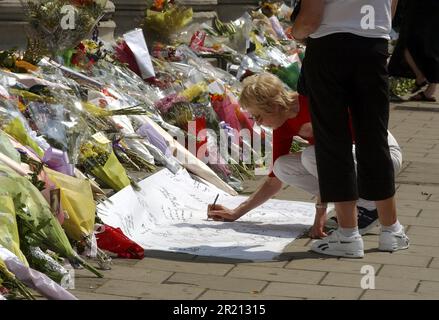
212, 194, 219, 208
207, 194, 219, 221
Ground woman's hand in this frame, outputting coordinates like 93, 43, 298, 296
207, 204, 241, 222
309, 203, 328, 239
309, 224, 328, 239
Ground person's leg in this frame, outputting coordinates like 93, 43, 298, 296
334, 201, 357, 228
304, 131, 403, 232
425, 83, 438, 98
350, 38, 409, 252
304, 36, 358, 205
304, 35, 363, 258
272, 153, 319, 196
350, 38, 395, 202
387, 131, 403, 175
370, 131, 400, 227
303, 145, 369, 234
273, 152, 328, 238
356, 132, 402, 233
404, 48, 427, 86
375, 197, 397, 226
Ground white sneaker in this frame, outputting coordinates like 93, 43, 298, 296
311, 229, 364, 258
379, 227, 410, 252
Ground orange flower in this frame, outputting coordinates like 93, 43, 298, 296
153, 0, 166, 11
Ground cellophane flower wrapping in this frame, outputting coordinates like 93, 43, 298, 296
0, 90, 45, 158
23, 246, 69, 284
90, 60, 161, 116
44, 167, 96, 241
0, 195, 28, 266
95, 224, 144, 259
0, 131, 21, 163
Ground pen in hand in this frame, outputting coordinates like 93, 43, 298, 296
207, 194, 219, 221
212, 194, 219, 208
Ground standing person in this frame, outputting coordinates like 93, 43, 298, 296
291, 0, 409, 258
389, 0, 439, 102
403, 0, 439, 102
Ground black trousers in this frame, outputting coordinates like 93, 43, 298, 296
303, 33, 395, 203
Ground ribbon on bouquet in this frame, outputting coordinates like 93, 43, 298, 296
42, 147, 75, 177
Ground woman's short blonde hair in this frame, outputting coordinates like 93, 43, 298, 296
239, 73, 298, 114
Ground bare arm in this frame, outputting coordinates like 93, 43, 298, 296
235, 176, 283, 217
208, 176, 283, 221
291, 0, 325, 41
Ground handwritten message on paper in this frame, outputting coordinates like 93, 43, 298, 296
97, 169, 315, 261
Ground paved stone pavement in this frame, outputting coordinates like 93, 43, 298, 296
69, 92, 439, 300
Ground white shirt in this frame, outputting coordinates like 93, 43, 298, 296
310, 0, 392, 39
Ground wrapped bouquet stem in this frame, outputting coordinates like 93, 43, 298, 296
0, 246, 76, 300
22, 246, 70, 284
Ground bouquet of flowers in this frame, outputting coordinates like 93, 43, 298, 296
78, 135, 131, 191
144, 0, 193, 43
0, 164, 103, 278
63, 40, 110, 70
89, 60, 161, 116
22, 246, 70, 284
8, 77, 90, 170
21, 0, 108, 58
0, 93, 45, 158
267, 51, 302, 91
26, 98, 90, 167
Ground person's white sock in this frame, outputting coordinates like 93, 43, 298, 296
356, 199, 376, 211
338, 226, 360, 238
381, 220, 402, 233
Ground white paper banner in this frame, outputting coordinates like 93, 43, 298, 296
97, 169, 315, 261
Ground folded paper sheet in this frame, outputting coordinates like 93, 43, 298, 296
97, 169, 315, 261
